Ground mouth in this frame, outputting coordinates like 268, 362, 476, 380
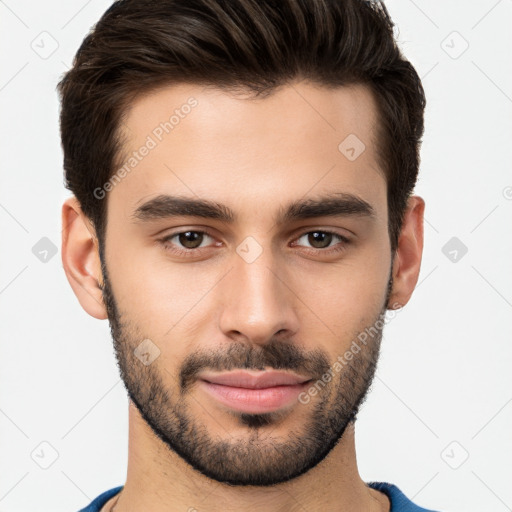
198, 370, 313, 414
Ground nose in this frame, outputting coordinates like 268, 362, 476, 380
218, 245, 300, 346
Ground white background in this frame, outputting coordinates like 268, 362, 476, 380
1, 1, 511, 511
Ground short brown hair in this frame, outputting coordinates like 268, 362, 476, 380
57, 0, 426, 252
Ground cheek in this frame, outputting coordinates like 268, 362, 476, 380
106, 246, 225, 341
300, 252, 390, 349
104, 212, 391, 353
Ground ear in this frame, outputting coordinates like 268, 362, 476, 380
61, 196, 107, 319
387, 195, 425, 309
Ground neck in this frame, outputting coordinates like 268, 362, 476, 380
111, 401, 389, 512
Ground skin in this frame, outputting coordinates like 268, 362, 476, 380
61, 80, 424, 512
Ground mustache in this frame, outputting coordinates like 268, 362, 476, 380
179, 339, 331, 393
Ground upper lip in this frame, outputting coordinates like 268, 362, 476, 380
199, 370, 312, 389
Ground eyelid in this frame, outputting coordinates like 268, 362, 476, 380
293, 227, 351, 242
159, 227, 350, 243
159, 228, 218, 247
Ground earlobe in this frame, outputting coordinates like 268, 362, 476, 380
61, 197, 108, 320
387, 195, 425, 310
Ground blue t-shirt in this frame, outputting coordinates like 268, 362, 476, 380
78, 482, 440, 511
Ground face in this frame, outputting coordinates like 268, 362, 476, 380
99, 81, 394, 486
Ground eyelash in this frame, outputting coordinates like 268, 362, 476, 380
158, 229, 351, 258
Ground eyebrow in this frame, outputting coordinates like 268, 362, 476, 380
132, 192, 375, 225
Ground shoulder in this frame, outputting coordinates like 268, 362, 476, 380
77, 486, 124, 512
368, 481, 441, 512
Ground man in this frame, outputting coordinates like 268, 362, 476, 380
58, 0, 438, 510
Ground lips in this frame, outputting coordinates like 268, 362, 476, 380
198, 370, 313, 414
199, 370, 311, 388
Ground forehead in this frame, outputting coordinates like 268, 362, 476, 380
110, 81, 386, 221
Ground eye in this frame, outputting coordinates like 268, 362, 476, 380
159, 230, 217, 256
158, 228, 351, 258
293, 230, 350, 253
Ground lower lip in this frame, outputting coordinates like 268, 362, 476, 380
199, 380, 311, 414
